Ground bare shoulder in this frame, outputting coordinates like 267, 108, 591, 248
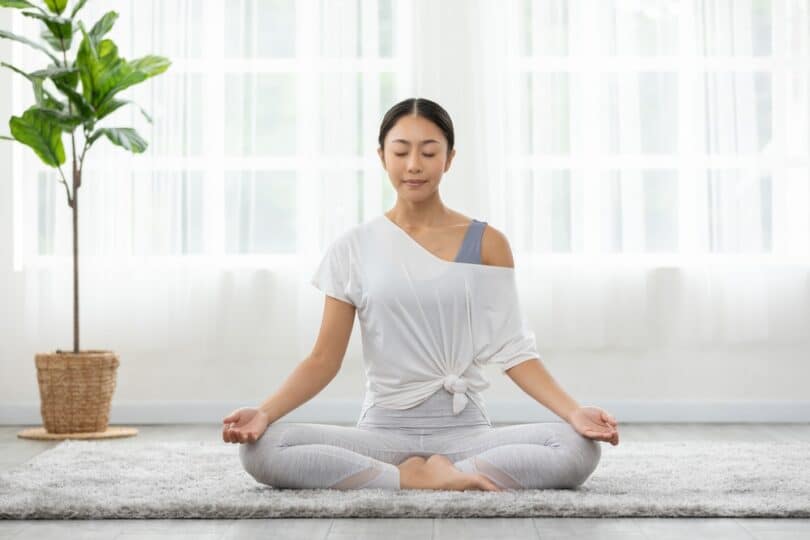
480, 223, 514, 268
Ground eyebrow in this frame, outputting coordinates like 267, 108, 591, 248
391, 139, 440, 145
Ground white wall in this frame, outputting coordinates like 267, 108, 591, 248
1, 7, 808, 426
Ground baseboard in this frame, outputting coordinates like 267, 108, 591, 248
2, 400, 810, 425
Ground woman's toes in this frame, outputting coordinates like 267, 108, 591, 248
426, 454, 450, 465
475, 475, 501, 492
421, 454, 500, 492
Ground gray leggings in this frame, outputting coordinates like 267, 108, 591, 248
239, 388, 601, 490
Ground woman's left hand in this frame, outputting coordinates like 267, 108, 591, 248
569, 406, 619, 446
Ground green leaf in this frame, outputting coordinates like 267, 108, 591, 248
90, 127, 147, 153
93, 97, 126, 120
30, 77, 66, 111
74, 19, 169, 113
22, 11, 73, 50
40, 90, 66, 111
75, 22, 99, 103
96, 63, 147, 108
0, 0, 36, 9
129, 55, 171, 77
43, 0, 67, 15
88, 11, 118, 45
27, 63, 79, 93
70, 0, 89, 18
40, 24, 77, 52
86, 39, 149, 108
40, 28, 63, 51
0, 29, 60, 64
53, 79, 94, 119
9, 107, 66, 167
0, 61, 31, 80
36, 106, 84, 131
56, 60, 80, 88
95, 98, 152, 123
94, 52, 170, 111
31, 77, 48, 107
1, 62, 66, 110
76, 21, 96, 56
28, 65, 78, 80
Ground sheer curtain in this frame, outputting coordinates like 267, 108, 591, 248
465, 0, 810, 351
9, 0, 810, 372
10, 0, 412, 366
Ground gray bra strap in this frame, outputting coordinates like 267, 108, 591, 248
454, 219, 488, 264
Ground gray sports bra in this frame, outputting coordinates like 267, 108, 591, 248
453, 219, 488, 264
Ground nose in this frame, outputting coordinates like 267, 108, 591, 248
406, 152, 422, 173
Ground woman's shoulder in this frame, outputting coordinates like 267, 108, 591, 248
480, 223, 514, 268
444, 209, 512, 268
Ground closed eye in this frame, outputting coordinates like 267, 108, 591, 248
394, 153, 435, 157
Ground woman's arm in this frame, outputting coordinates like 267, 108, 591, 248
483, 225, 619, 444
481, 225, 580, 418
505, 359, 580, 422
507, 359, 619, 445
256, 295, 356, 424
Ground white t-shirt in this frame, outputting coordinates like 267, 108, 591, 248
310, 214, 539, 420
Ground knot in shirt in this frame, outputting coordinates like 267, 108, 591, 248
442, 374, 470, 415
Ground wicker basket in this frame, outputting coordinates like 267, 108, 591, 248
35, 350, 119, 434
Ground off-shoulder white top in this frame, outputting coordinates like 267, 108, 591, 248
310, 214, 539, 420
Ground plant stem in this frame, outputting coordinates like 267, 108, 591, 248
63, 49, 80, 354
57, 174, 72, 207
72, 166, 79, 353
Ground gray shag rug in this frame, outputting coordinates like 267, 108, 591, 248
0, 439, 808, 519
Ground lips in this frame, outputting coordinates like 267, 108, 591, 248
404, 180, 426, 186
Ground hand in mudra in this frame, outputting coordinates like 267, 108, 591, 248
569, 406, 619, 446
222, 407, 271, 444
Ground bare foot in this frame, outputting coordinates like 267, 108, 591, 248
397, 456, 427, 489
425, 455, 502, 492
398, 454, 501, 491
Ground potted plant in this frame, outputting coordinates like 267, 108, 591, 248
1, 0, 169, 434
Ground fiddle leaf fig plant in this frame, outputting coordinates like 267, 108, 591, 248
1, 0, 170, 353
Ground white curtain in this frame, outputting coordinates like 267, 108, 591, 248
462, 0, 810, 351
10, 0, 413, 362
9, 0, 810, 366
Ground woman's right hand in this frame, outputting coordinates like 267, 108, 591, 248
222, 407, 271, 444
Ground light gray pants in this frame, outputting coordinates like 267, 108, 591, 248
239, 388, 601, 490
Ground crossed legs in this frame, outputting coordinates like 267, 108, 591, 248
238, 420, 600, 490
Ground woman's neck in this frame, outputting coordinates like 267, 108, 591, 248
386, 199, 452, 229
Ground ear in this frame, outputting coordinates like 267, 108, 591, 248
444, 148, 456, 172
377, 147, 386, 169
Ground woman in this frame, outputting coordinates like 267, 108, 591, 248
222, 98, 619, 491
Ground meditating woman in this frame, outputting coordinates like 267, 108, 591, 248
222, 97, 620, 491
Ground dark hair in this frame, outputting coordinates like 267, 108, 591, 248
378, 98, 455, 156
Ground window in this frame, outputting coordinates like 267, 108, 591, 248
501, 0, 809, 257
10, 0, 410, 268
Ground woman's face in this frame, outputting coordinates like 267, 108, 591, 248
377, 114, 456, 201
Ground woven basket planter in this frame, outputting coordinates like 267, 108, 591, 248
35, 350, 119, 434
